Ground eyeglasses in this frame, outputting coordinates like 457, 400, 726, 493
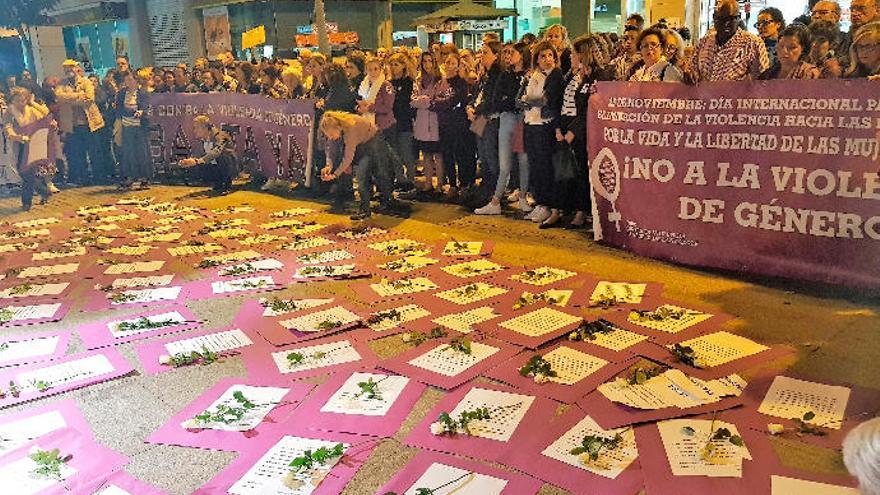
754, 20, 774, 28
855, 43, 880, 52
811, 9, 836, 17
852, 5, 874, 14
640, 42, 661, 50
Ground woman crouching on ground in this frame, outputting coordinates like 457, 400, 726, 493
319, 111, 408, 221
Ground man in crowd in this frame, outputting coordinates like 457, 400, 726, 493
810, 1, 849, 75
625, 13, 645, 31
610, 25, 641, 81
54, 59, 109, 185
756, 7, 785, 66
689, 0, 769, 82
116, 56, 131, 78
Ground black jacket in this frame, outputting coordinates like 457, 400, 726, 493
389, 77, 415, 132
473, 62, 502, 116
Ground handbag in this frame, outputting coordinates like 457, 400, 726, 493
552, 143, 577, 182
469, 115, 488, 137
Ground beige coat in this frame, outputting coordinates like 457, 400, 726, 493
54, 76, 105, 133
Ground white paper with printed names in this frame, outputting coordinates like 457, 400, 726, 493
228, 436, 348, 495
15, 354, 117, 393
321, 372, 409, 416
164, 329, 253, 357
541, 415, 638, 479
404, 463, 508, 495
271, 341, 361, 374
186, 385, 289, 431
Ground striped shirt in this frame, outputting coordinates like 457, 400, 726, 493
691, 29, 770, 82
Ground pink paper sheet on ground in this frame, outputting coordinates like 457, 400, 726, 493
146, 377, 314, 452
347, 277, 440, 305
639, 340, 795, 381
475, 303, 587, 349
0, 348, 134, 410
575, 356, 745, 430
83, 470, 169, 495
0, 399, 94, 456
192, 428, 379, 495
768, 465, 859, 491
601, 301, 732, 346
736, 373, 880, 450
0, 329, 72, 368
241, 334, 379, 382
403, 382, 557, 463
352, 299, 435, 338
286, 367, 426, 438
77, 305, 201, 350
497, 404, 644, 495
0, 299, 72, 328
253, 304, 364, 347
633, 409, 783, 495
379, 336, 520, 390
484, 342, 633, 404
0, 427, 129, 494
134, 326, 263, 375
232, 297, 335, 329
374, 450, 543, 495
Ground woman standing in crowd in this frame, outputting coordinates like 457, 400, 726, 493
2, 87, 54, 211
411, 52, 444, 195
846, 22, 880, 78
262, 66, 292, 99
114, 70, 152, 189
356, 58, 398, 188
235, 62, 261, 94
469, 40, 502, 207
318, 111, 398, 220
433, 52, 476, 199
556, 34, 613, 230
664, 29, 687, 71
345, 53, 366, 90
475, 41, 532, 215
281, 66, 304, 98
628, 28, 684, 82
544, 24, 573, 74
387, 53, 417, 191
522, 41, 564, 227
760, 25, 820, 80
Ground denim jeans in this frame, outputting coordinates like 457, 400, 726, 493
353, 135, 394, 212
496, 112, 529, 200
386, 126, 416, 185
476, 117, 499, 196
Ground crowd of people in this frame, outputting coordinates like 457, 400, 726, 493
2, 0, 880, 221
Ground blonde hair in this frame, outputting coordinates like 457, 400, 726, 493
544, 24, 572, 51
319, 111, 359, 136
8, 86, 30, 103
388, 53, 415, 79
843, 417, 880, 495
849, 21, 880, 76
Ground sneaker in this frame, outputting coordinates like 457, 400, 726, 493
474, 202, 502, 215
525, 205, 542, 221
47, 182, 60, 194
531, 206, 550, 223
518, 198, 533, 213
260, 178, 277, 191
506, 189, 520, 203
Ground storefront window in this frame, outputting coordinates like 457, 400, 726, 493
513, 0, 561, 37
63, 20, 130, 76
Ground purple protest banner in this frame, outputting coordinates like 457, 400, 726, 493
588, 80, 880, 287
146, 93, 315, 184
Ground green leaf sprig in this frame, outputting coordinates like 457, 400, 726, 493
221, 263, 257, 277
367, 309, 402, 326
629, 307, 688, 322
434, 408, 492, 435
670, 343, 701, 368
569, 429, 629, 462
792, 411, 829, 436
9, 284, 33, 296
116, 317, 178, 333
193, 391, 258, 425
445, 338, 472, 355
354, 376, 389, 401
568, 319, 616, 341
288, 443, 346, 472
626, 364, 667, 385
109, 292, 139, 304
382, 472, 474, 495
316, 319, 343, 331
29, 448, 72, 480
166, 346, 220, 367
286, 350, 327, 367
518, 355, 558, 382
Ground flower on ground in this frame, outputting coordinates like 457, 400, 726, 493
158, 355, 172, 365
768, 423, 785, 435
430, 422, 445, 435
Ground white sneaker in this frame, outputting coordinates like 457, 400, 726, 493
525, 205, 544, 221
474, 202, 502, 215
47, 181, 60, 194
526, 193, 536, 206
518, 197, 532, 213
506, 189, 520, 203
531, 206, 550, 223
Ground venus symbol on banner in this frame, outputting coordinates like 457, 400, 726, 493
591, 147, 622, 232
